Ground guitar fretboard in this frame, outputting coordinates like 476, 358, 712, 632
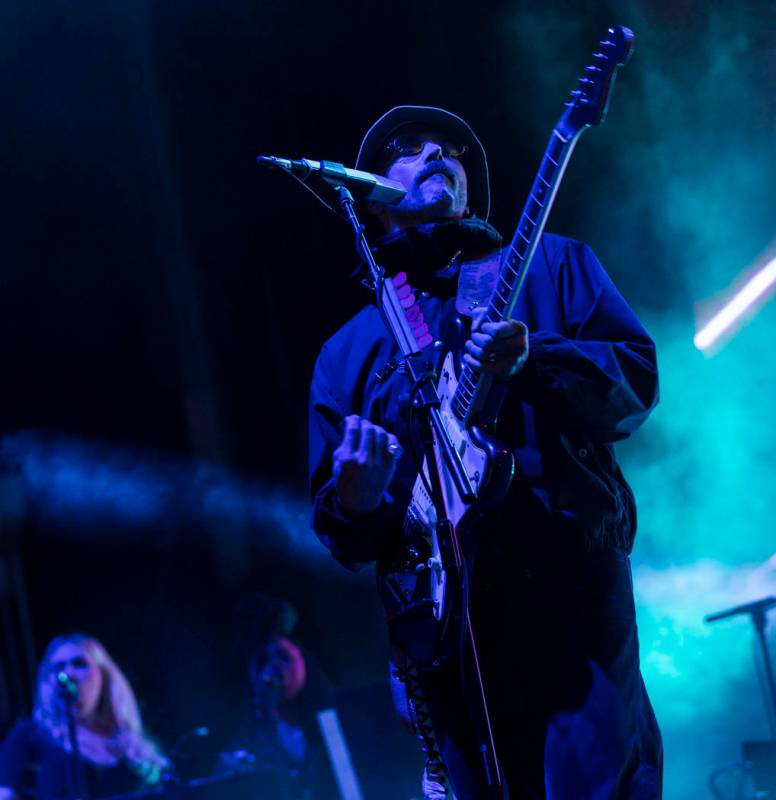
450, 129, 578, 423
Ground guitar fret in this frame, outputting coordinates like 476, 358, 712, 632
537, 173, 555, 190
459, 377, 474, 395
510, 241, 527, 259
453, 402, 470, 420
490, 299, 507, 318
501, 264, 519, 282
486, 307, 502, 323
457, 385, 473, 402
458, 388, 474, 405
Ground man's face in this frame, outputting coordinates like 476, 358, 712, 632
376, 127, 469, 231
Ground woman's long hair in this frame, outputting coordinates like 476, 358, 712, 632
33, 633, 168, 782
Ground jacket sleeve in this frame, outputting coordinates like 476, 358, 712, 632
517, 238, 659, 442
308, 342, 401, 570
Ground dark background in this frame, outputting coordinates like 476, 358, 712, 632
1, 1, 775, 796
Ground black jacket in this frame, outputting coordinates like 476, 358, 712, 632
309, 232, 658, 570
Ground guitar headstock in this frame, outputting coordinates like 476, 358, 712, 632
557, 25, 634, 140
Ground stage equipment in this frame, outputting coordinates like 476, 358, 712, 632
56, 668, 89, 800
695, 256, 776, 351
742, 739, 776, 796
706, 596, 776, 736
317, 707, 364, 800
706, 597, 776, 798
256, 156, 406, 204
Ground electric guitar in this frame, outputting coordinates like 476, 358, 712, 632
377, 26, 635, 666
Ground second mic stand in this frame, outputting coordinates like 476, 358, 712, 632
60, 686, 90, 800
334, 187, 505, 798
706, 596, 776, 739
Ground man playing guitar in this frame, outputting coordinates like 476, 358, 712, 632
309, 103, 662, 799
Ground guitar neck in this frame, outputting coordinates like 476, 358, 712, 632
450, 127, 580, 424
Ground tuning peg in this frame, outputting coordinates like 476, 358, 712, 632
578, 77, 594, 86
600, 40, 616, 49
585, 65, 602, 73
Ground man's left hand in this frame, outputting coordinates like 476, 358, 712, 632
463, 309, 529, 379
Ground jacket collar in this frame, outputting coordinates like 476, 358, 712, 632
366, 218, 502, 297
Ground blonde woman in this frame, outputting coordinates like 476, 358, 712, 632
0, 633, 168, 799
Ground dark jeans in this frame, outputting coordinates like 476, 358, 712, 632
415, 549, 663, 799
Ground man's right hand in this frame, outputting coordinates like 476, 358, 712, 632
333, 415, 403, 516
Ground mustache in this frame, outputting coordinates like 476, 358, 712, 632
416, 162, 457, 186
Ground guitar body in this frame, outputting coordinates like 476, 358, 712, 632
377, 352, 515, 666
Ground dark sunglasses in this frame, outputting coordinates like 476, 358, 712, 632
384, 133, 469, 160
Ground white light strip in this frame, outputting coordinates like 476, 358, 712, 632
694, 257, 776, 350
317, 708, 364, 800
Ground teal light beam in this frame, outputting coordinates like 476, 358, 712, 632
695, 257, 776, 351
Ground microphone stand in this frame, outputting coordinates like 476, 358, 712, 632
335, 186, 475, 505
59, 687, 90, 800
706, 596, 776, 738
333, 186, 505, 798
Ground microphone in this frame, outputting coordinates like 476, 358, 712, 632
256, 155, 406, 204
56, 671, 80, 701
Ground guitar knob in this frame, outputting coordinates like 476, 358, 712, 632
427, 556, 443, 574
